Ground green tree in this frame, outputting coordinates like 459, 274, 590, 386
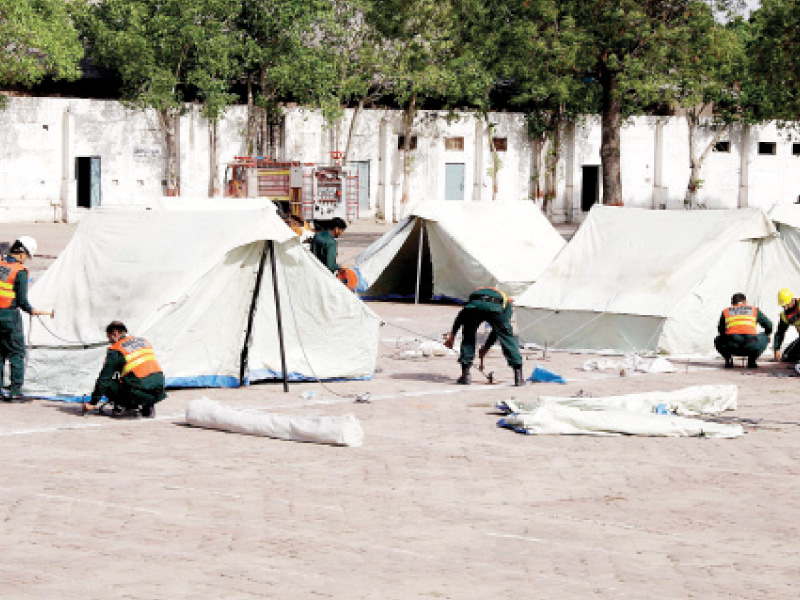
0, 0, 84, 108
76, 0, 240, 195
500, 0, 744, 207
662, 11, 748, 208
497, 0, 598, 216
747, 0, 800, 124
236, 0, 337, 158
315, 0, 394, 163
366, 0, 494, 218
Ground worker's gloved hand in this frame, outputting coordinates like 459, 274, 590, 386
774, 350, 781, 362
443, 333, 455, 349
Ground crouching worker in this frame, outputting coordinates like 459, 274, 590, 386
714, 292, 772, 369
443, 288, 524, 386
774, 288, 800, 364
83, 321, 166, 418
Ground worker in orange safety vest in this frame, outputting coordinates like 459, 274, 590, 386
714, 292, 772, 369
83, 321, 166, 418
1, 236, 54, 402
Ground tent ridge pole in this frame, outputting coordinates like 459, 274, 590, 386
240, 241, 270, 387
268, 240, 290, 392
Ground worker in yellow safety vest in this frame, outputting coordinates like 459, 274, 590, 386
714, 293, 772, 369
773, 288, 800, 364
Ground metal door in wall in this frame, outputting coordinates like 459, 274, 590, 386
76, 156, 102, 209
350, 161, 370, 212
445, 163, 465, 201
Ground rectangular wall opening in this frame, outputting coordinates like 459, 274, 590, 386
76, 156, 102, 209
581, 165, 600, 211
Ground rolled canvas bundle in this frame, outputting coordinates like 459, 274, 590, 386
185, 397, 365, 447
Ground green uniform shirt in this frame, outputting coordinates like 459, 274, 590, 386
91, 348, 166, 404
310, 230, 339, 272
774, 302, 800, 351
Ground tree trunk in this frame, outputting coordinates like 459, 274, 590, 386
545, 118, 562, 220
399, 94, 416, 222
486, 117, 499, 202
209, 118, 220, 197
246, 76, 255, 156
160, 108, 180, 196
600, 67, 622, 205
343, 99, 364, 163
685, 112, 729, 209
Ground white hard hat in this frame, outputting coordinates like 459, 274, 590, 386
16, 236, 37, 257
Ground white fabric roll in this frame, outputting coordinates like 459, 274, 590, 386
185, 397, 364, 447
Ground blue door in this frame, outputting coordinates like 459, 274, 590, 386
445, 163, 465, 201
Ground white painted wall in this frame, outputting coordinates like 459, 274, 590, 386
2, 96, 800, 224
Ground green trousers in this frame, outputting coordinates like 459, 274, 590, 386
102, 378, 165, 411
0, 310, 25, 395
714, 333, 770, 360
457, 307, 522, 368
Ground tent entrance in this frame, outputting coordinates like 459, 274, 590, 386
366, 218, 433, 301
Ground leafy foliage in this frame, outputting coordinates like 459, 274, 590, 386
0, 0, 83, 108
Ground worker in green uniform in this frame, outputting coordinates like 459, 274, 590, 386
83, 321, 166, 418
714, 292, 772, 369
0, 237, 54, 402
310, 217, 347, 273
444, 288, 524, 386
773, 288, 800, 364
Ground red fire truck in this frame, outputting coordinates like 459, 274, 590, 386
224, 154, 359, 222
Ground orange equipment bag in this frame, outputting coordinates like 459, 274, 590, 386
337, 267, 359, 291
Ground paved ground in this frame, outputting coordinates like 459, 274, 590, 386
0, 218, 798, 600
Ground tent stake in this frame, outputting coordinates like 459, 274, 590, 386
414, 220, 424, 305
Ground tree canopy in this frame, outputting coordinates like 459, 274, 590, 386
0, 0, 84, 108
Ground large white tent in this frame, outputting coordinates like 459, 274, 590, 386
24, 200, 380, 397
516, 205, 800, 355
769, 204, 800, 265
355, 202, 565, 302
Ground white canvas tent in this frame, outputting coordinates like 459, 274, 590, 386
355, 202, 565, 302
24, 200, 380, 397
516, 205, 800, 355
769, 204, 800, 265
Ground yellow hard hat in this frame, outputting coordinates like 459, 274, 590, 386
778, 288, 793, 307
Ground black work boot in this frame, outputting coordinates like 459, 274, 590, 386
724, 357, 733, 369
747, 357, 758, 369
513, 366, 525, 387
457, 363, 471, 385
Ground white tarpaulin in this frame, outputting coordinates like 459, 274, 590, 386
516, 206, 800, 354
185, 397, 364, 446
355, 201, 565, 301
536, 384, 738, 416
498, 404, 742, 437
497, 385, 742, 437
25, 200, 380, 396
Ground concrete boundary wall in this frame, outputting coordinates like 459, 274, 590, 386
1, 96, 799, 223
